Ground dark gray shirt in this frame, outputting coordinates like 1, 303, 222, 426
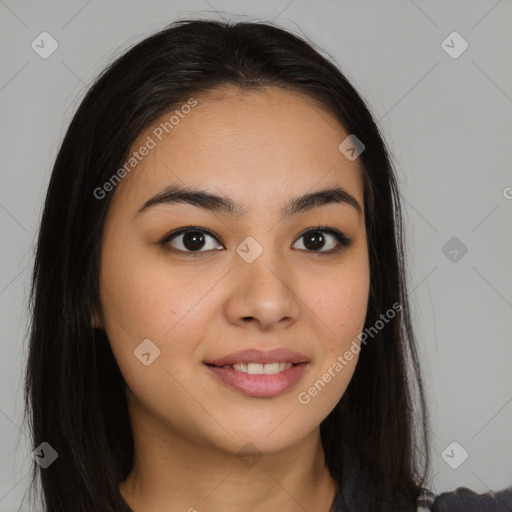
329, 483, 512, 511
328, 464, 512, 511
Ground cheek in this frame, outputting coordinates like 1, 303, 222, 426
98, 242, 227, 393
305, 257, 370, 346
97, 249, 212, 422
294, 257, 369, 410
99, 240, 210, 338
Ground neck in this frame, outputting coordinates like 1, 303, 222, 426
120, 395, 339, 512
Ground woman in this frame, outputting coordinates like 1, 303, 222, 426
24, 18, 512, 512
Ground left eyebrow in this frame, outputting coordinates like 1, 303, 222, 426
133, 183, 362, 220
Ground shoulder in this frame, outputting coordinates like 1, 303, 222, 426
417, 486, 512, 512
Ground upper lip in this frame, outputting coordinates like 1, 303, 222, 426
205, 348, 310, 366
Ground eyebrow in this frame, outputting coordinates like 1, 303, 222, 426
134, 184, 362, 220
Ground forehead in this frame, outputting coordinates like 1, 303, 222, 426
110, 86, 365, 216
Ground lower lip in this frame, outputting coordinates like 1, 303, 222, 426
204, 363, 308, 397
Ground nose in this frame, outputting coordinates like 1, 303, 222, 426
224, 250, 300, 331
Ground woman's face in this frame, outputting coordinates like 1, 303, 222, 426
95, 86, 370, 455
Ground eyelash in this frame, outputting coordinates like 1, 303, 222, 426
160, 225, 353, 257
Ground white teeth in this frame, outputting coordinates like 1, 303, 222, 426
247, 363, 263, 375
263, 362, 280, 374
232, 362, 293, 374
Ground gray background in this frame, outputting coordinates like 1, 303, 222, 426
1, 0, 511, 510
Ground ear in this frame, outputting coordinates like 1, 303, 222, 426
90, 306, 102, 329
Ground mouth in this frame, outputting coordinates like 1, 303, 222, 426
203, 348, 310, 397
203, 352, 311, 398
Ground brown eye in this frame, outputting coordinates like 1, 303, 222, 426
292, 227, 352, 253
162, 227, 223, 254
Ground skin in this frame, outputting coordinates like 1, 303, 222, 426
93, 85, 370, 512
